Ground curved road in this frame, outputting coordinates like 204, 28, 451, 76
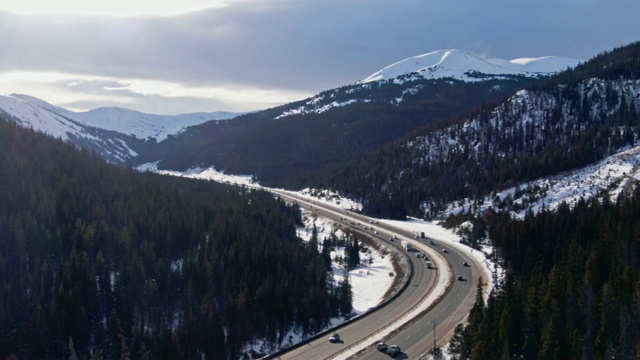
269, 190, 485, 359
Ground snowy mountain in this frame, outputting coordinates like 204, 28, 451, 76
360, 49, 580, 84
0, 94, 239, 164
330, 42, 640, 220
277, 49, 578, 119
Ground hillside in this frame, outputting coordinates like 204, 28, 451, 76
448, 187, 640, 359
0, 118, 346, 359
135, 50, 575, 188
325, 42, 640, 220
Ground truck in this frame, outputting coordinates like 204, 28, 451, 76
401, 240, 413, 251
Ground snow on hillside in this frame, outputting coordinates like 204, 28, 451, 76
442, 144, 640, 220
275, 49, 579, 119
0, 93, 91, 141
0, 93, 239, 142
360, 49, 579, 84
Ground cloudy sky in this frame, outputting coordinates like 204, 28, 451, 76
0, 0, 638, 114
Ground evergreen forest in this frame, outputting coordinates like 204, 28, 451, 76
448, 190, 640, 359
0, 119, 350, 359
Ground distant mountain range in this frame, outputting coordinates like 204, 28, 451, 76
0, 93, 240, 164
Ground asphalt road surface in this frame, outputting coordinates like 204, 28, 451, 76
268, 190, 485, 360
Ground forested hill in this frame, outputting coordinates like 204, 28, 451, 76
325, 41, 640, 219
135, 75, 539, 188
0, 119, 346, 359
448, 186, 640, 359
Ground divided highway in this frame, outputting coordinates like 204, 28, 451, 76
268, 190, 487, 360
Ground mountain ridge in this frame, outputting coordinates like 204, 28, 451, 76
359, 49, 579, 84
2, 93, 240, 142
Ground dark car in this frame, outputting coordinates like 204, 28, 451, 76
376, 342, 388, 352
329, 333, 340, 343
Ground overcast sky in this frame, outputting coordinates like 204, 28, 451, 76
0, 0, 638, 114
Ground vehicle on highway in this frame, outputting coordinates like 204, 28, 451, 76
329, 333, 340, 343
389, 236, 395, 242
402, 240, 413, 251
426, 261, 433, 269
387, 344, 401, 357
442, 248, 448, 253
428, 240, 434, 245
457, 275, 465, 281
415, 252, 423, 258
463, 261, 469, 267
376, 342, 388, 352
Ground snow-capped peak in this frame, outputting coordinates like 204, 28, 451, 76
0, 93, 240, 142
360, 49, 580, 83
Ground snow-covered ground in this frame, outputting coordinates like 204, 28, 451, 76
443, 144, 640, 220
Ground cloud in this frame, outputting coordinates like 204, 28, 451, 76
0, 70, 309, 113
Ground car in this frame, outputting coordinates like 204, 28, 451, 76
387, 344, 401, 357
463, 261, 469, 267
442, 248, 448, 253
376, 342, 388, 352
374, 230, 378, 234
428, 240, 434, 245
415, 252, 423, 258
329, 333, 340, 343
392, 235, 398, 240
457, 275, 465, 281
389, 237, 395, 242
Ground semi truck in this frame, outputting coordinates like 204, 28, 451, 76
401, 240, 413, 251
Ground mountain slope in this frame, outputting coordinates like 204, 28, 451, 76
0, 94, 239, 164
276, 50, 578, 120
0, 116, 342, 359
136, 49, 576, 188
325, 42, 640, 219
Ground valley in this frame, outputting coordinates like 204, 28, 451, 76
1, 40, 640, 359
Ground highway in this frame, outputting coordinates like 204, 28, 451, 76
268, 189, 486, 360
